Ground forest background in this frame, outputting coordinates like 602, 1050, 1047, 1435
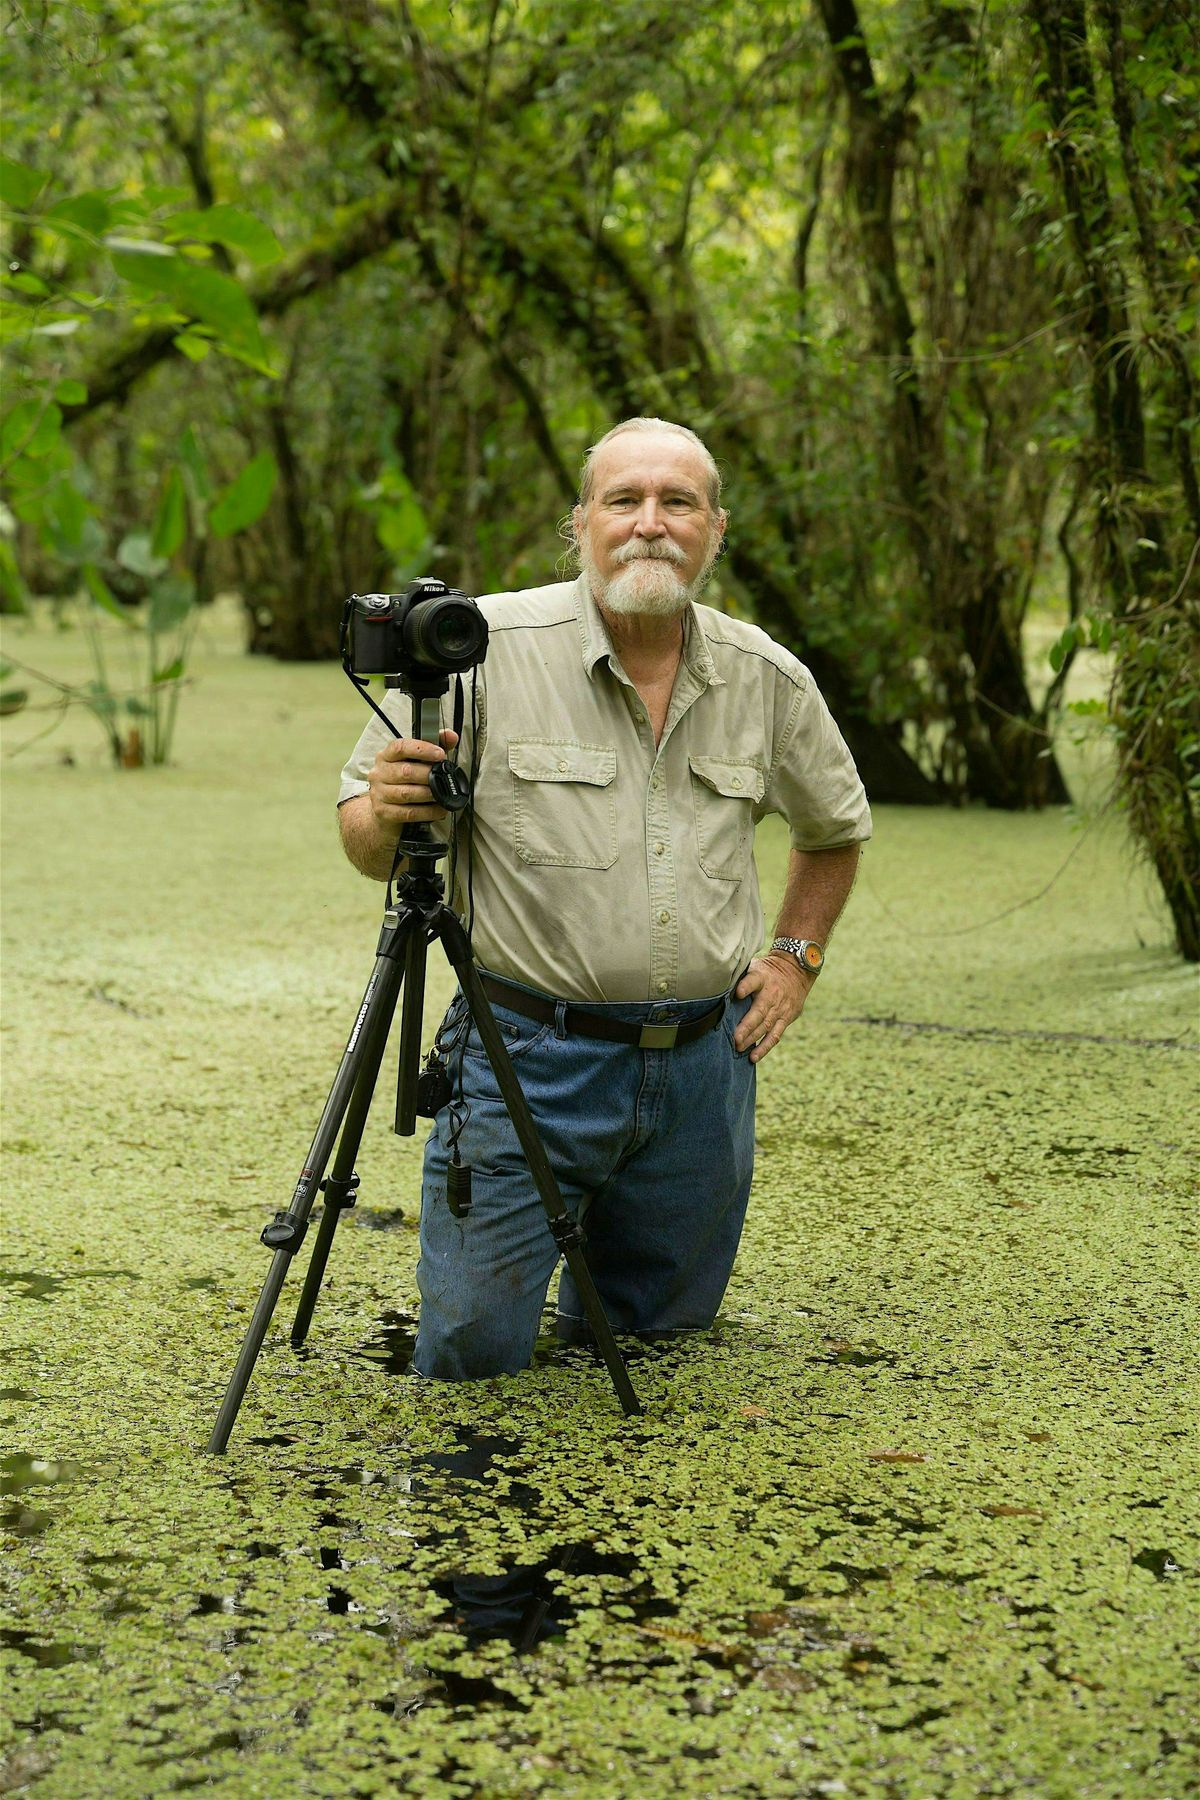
1, 0, 1197, 959
3, 7, 1199, 1794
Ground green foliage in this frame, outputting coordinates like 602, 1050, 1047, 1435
208, 450, 278, 537
0, 139, 282, 762
1, 0, 1196, 901
355, 461, 434, 585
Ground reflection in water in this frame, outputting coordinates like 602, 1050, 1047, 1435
415, 1429, 570, 1649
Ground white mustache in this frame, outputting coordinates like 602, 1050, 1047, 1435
613, 539, 687, 567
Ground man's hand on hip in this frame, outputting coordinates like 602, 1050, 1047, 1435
733, 953, 813, 1064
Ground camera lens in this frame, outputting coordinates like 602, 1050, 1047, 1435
404, 594, 488, 672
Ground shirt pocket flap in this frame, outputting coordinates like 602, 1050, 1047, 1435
509, 741, 617, 787
688, 754, 765, 805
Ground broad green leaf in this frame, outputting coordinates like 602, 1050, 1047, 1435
148, 575, 195, 634
166, 261, 269, 366
0, 540, 29, 610
125, 696, 152, 717
84, 563, 134, 625
84, 683, 118, 719
107, 239, 270, 369
1, 400, 62, 461
173, 331, 212, 362
46, 478, 102, 563
152, 656, 185, 684
0, 156, 46, 211
0, 688, 29, 716
209, 451, 277, 537
117, 532, 168, 579
177, 426, 211, 502
7, 272, 49, 296
105, 235, 176, 264
45, 192, 113, 237
164, 204, 283, 266
54, 379, 88, 405
151, 467, 187, 560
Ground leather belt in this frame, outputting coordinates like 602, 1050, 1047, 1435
479, 976, 726, 1051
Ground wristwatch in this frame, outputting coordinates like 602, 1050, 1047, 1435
772, 936, 825, 976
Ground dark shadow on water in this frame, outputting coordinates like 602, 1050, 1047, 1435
1133, 1546, 1181, 1578
0, 1268, 142, 1301
352, 1309, 418, 1375
0, 1628, 97, 1668
2, 1453, 84, 1494
353, 1207, 409, 1231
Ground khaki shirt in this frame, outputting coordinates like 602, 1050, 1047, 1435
338, 577, 871, 1002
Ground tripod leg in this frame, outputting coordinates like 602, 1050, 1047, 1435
435, 914, 642, 1418
207, 922, 411, 1453
290, 964, 402, 1347
395, 919, 429, 1136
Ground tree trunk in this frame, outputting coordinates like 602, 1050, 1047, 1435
1029, 0, 1200, 961
814, 0, 1071, 809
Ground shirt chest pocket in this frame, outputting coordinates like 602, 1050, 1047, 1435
689, 755, 765, 881
509, 740, 618, 869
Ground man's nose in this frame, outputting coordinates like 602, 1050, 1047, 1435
633, 500, 666, 536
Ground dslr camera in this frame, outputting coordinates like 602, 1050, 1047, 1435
342, 579, 488, 692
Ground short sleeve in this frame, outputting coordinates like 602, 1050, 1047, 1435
762, 673, 872, 851
337, 690, 408, 807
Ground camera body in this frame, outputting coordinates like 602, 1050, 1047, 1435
344, 580, 488, 687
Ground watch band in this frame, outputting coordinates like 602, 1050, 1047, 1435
772, 936, 825, 974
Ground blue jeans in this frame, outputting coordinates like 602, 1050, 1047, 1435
413, 973, 757, 1380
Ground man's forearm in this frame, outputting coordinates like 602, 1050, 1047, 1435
338, 794, 404, 881
772, 842, 862, 945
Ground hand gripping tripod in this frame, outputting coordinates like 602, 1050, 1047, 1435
207, 711, 641, 1453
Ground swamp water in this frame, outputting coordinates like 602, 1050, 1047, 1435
1, 606, 1197, 1798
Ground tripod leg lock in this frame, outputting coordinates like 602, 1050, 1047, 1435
320, 1172, 360, 1211
261, 1212, 308, 1253
548, 1215, 587, 1253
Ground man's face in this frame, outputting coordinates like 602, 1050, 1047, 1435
574, 430, 726, 619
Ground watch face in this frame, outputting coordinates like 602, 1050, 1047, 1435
801, 942, 824, 972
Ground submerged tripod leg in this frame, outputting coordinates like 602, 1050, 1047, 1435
207, 915, 412, 1454
436, 913, 642, 1418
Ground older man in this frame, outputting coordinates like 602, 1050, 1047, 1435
337, 417, 870, 1380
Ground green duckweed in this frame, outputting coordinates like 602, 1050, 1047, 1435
1, 604, 1196, 1798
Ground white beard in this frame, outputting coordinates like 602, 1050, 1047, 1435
582, 538, 718, 618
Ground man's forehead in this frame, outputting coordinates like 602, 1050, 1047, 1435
591, 431, 709, 496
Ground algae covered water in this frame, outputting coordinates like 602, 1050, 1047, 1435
1, 607, 1197, 1797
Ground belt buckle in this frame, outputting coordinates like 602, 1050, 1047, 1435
638, 1022, 679, 1050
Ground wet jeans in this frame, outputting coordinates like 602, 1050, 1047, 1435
413, 973, 757, 1381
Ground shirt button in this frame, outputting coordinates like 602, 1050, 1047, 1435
658, 909, 670, 924
557, 760, 568, 773
654, 842, 665, 856
731, 775, 742, 789
657, 979, 669, 994
635, 710, 646, 724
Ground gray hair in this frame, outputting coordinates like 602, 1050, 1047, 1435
577, 417, 723, 511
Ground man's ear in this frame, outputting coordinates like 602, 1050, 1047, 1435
572, 504, 585, 541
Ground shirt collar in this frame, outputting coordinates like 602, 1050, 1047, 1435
573, 575, 726, 688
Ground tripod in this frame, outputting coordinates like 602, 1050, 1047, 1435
207, 817, 642, 1453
